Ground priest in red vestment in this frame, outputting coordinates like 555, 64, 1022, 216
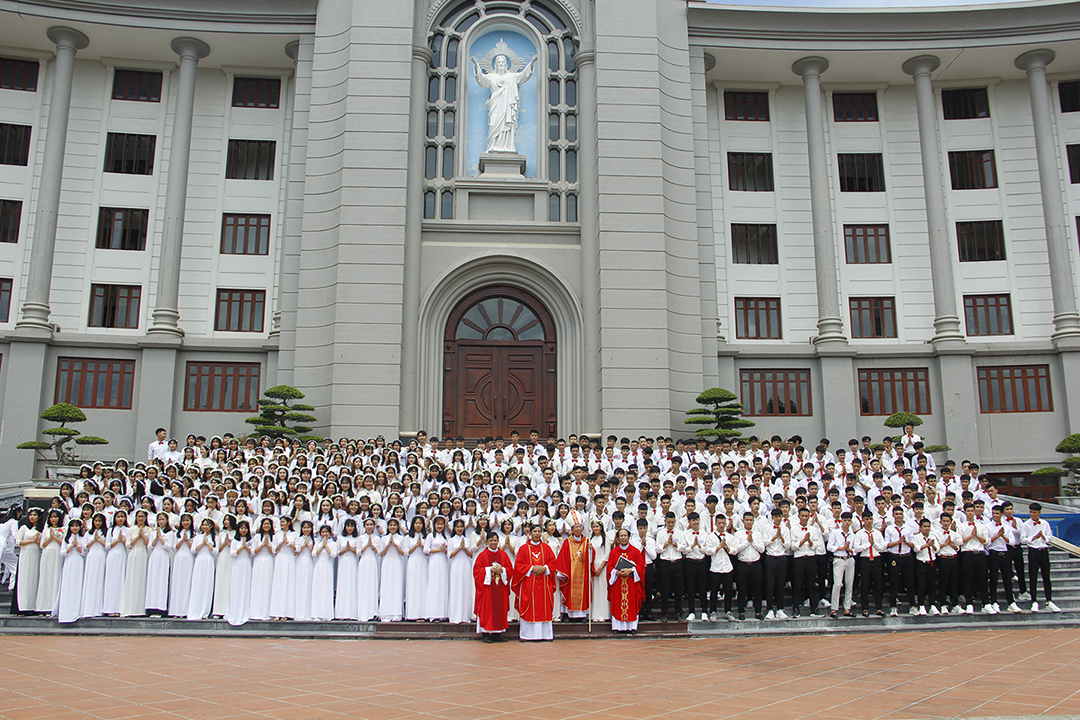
473, 532, 513, 642
512, 523, 557, 641
553, 515, 593, 621
607, 527, 646, 633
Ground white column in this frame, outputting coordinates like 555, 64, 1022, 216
577, 0, 603, 432
792, 57, 846, 345
148, 37, 210, 336
16, 27, 89, 332
1015, 49, 1080, 343
902, 55, 965, 345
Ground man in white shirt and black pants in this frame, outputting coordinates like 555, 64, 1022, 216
654, 513, 685, 622
760, 508, 790, 620
1022, 503, 1061, 612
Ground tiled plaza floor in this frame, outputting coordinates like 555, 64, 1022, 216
1, 628, 1079, 720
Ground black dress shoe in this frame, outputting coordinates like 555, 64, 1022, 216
482, 634, 493, 643
738, 613, 745, 621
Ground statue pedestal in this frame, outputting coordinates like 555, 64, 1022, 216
479, 152, 526, 177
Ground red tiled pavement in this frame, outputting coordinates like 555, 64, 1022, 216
1, 628, 1079, 719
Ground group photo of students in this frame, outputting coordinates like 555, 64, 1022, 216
0, 426, 1062, 637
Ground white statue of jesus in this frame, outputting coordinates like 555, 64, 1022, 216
472, 51, 536, 154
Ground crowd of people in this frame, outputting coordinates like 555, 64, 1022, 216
0, 426, 1063, 640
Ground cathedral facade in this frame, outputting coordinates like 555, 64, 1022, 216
1, 0, 1079, 492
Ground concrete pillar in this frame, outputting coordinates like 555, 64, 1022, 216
0, 342, 48, 485
902, 55, 965, 345
577, 0, 603, 434
397, 0, 430, 436
148, 37, 211, 336
1015, 49, 1080, 344
792, 57, 846, 346
133, 347, 179, 454
15, 27, 89, 333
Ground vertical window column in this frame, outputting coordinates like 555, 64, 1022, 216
792, 57, 846, 345
902, 55, 965, 344
15, 27, 89, 332
148, 37, 211, 337
1014, 49, 1080, 342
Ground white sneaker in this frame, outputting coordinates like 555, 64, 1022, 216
1007, 602, 1022, 614
918, 606, 927, 616
765, 610, 775, 620
929, 606, 940, 615
992, 603, 1001, 613
1048, 601, 1061, 613
819, 598, 829, 608
965, 604, 974, 615
982, 604, 996, 615
889, 607, 898, 617
1032, 602, 1040, 612
952, 605, 964, 615
776, 609, 788, 620
909, 607, 919, 616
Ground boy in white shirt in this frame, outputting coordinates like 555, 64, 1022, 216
1021, 503, 1060, 612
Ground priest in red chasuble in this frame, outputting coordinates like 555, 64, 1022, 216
607, 527, 646, 633
512, 522, 557, 641
473, 532, 513, 643
553, 513, 593, 621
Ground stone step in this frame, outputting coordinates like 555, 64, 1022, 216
689, 610, 1080, 637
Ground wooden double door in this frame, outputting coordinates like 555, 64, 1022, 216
443, 287, 556, 440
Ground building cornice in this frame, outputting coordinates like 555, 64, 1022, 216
0, 0, 317, 33
687, 1, 1080, 50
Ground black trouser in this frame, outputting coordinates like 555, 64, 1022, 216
816, 552, 831, 602
888, 553, 916, 608
1028, 547, 1052, 602
961, 551, 988, 605
858, 556, 884, 612
915, 560, 937, 607
762, 554, 787, 611
791, 555, 819, 613
988, 549, 1014, 605
708, 570, 734, 614
657, 559, 684, 616
735, 558, 763, 616
642, 563, 656, 617
1008, 544, 1027, 595
684, 558, 709, 614
937, 555, 959, 606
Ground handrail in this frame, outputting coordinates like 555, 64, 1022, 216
1050, 536, 1080, 559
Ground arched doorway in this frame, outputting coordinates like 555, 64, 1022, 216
443, 286, 556, 440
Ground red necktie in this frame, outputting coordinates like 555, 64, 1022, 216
869, 534, 874, 561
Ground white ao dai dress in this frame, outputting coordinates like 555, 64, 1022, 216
403, 534, 428, 620
268, 531, 296, 619
424, 533, 450, 620
356, 532, 381, 622
225, 538, 253, 626
101, 527, 127, 615
120, 525, 150, 616
186, 533, 217, 620
378, 533, 405, 621
334, 536, 359, 620
79, 530, 108, 618
248, 534, 276, 621
56, 534, 85, 623
447, 534, 473, 624
144, 529, 173, 613
168, 531, 196, 617
310, 538, 337, 621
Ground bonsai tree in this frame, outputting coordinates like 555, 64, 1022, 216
684, 387, 755, 442
1033, 433, 1080, 497
883, 411, 949, 455
16, 403, 109, 465
245, 385, 322, 443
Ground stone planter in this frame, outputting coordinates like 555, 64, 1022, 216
1054, 496, 1080, 510
43, 464, 83, 481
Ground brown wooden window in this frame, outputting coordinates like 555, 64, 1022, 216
0, 199, 20, 243
232, 77, 281, 109
184, 361, 261, 412
948, 150, 997, 189
833, 92, 878, 122
0, 123, 31, 166
734, 297, 781, 339
0, 277, 10, 322
844, 224, 890, 264
977, 364, 1052, 413
55, 357, 135, 409
986, 472, 1058, 503
837, 153, 885, 192
0, 57, 38, 91
104, 133, 155, 175
859, 368, 930, 416
225, 140, 276, 180
731, 224, 778, 264
111, 69, 162, 102
741, 369, 812, 416
1067, 145, 1080, 184
728, 153, 773, 192
850, 297, 897, 338
724, 91, 769, 121
964, 294, 1012, 336
221, 214, 270, 255
96, 208, 148, 251
942, 88, 990, 119
215, 289, 265, 332
88, 284, 141, 329
1061, 81, 1080, 113
956, 220, 1006, 262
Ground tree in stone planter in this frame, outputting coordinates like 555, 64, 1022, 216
16, 403, 109, 465
1033, 434, 1080, 497
684, 387, 755, 443
244, 385, 321, 443
882, 411, 950, 455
